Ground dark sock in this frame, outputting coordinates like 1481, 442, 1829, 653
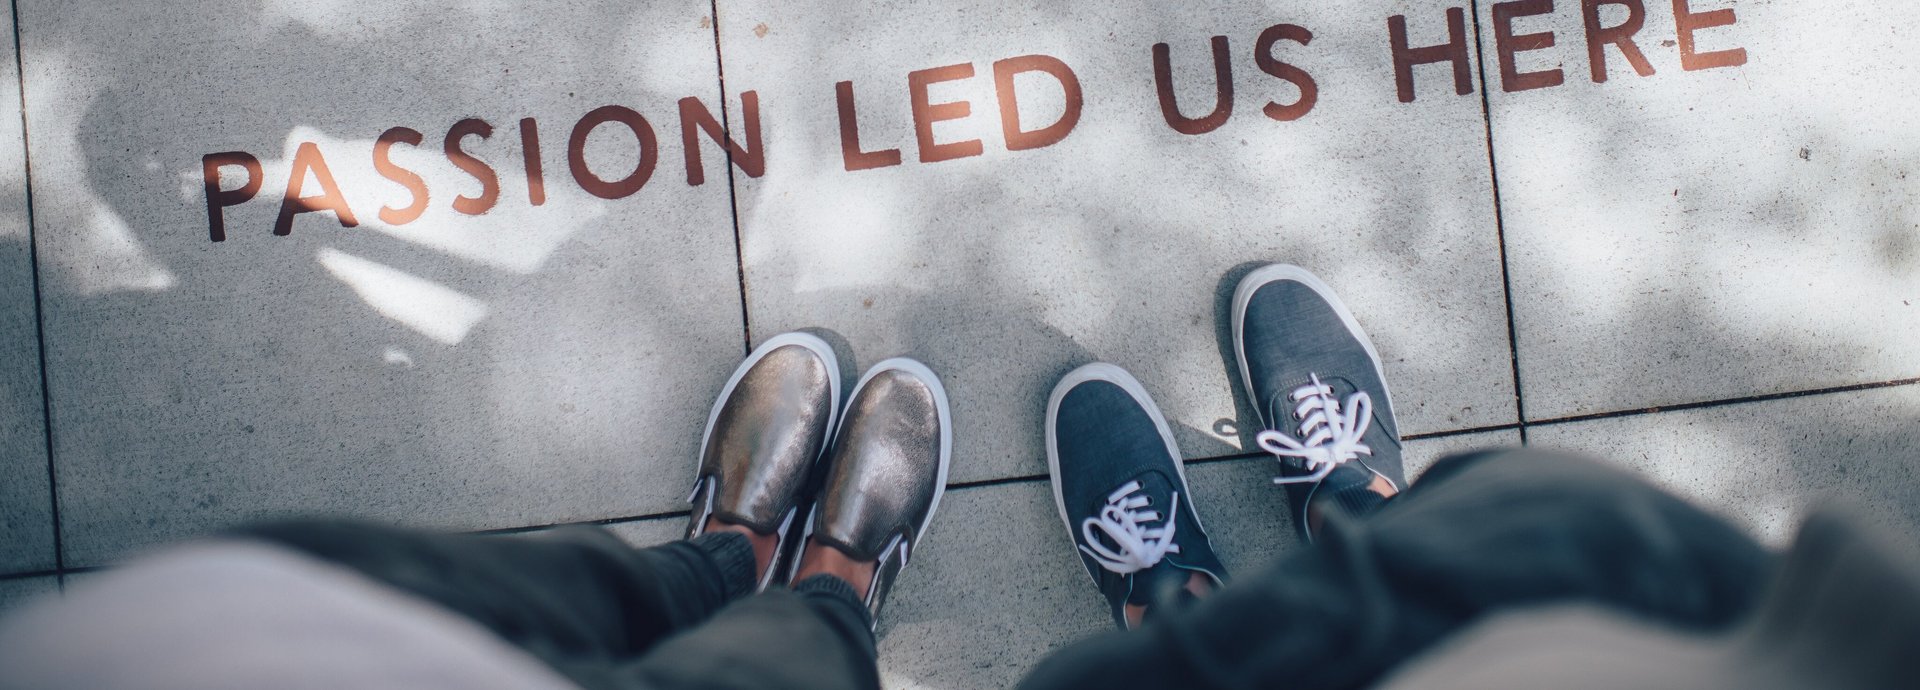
689, 531, 759, 600
1314, 464, 1389, 521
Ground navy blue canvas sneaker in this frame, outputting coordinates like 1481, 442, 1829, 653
1233, 264, 1405, 543
1047, 363, 1227, 630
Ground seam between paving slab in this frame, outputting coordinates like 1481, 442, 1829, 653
708, 0, 754, 356
1524, 376, 1920, 428
8, 375, 1918, 582
10, 0, 63, 581
1465, 0, 1531, 445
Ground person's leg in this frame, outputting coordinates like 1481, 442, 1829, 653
1020, 448, 1774, 690
619, 357, 954, 690
214, 343, 943, 690
221, 331, 849, 689
234, 520, 757, 671
139, 516, 868, 690
616, 575, 879, 690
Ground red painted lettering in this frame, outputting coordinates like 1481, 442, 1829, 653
444, 118, 500, 216
373, 127, 429, 225
1255, 24, 1318, 122
993, 55, 1083, 151
202, 151, 262, 242
273, 142, 359, 236
1153, 36, 1235, 134
568, 105, 658, 199
1388, 8, 1475, 103
1493, 0, 1565, 92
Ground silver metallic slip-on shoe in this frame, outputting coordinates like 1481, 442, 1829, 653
793, 358, 951, 627
686, 332, 841, 591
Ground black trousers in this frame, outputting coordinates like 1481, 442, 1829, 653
1020, 448, 1776, 689
234, 449, 1770, 690
233, 522, 879, 690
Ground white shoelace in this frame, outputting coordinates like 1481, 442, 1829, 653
1078, 480, 1181, 575
1256, 374, 1374, 485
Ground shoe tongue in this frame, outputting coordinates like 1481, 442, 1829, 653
1280, 373, 1354, 401
1271, 375, 1343, 425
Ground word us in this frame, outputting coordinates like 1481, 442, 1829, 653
202, 0, 1745, 242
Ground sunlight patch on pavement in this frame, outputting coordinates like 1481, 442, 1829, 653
318, 247, 487, 345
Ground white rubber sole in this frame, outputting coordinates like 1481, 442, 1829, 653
1230, 265, 1401, 536
1045, 362, 1205, 549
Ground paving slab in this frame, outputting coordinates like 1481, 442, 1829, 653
0, 576, 58, 619
21, 0, 746, 567
716, 1, 1517, 484
602, 516, 690, 549
1482, 0, 1920, 419
1530, 385, 1920, 546
0, 7, 54, 575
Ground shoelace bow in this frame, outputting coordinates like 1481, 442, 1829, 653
1079, 480, 1181, 575
1256, 373, 1374, 485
